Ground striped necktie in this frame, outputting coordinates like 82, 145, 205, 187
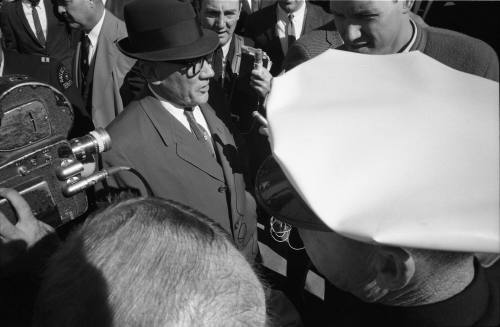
30, 0, 46, 47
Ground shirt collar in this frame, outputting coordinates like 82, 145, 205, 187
401, 18, 418, 53
276, 0, 306, 24
221, 39, 231, 61
87, 10, 106, 48
148, 84, 200, 111
22, 0, 43, 8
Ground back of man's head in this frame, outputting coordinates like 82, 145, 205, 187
34, 198, 266, 327
299, 228, 474, 306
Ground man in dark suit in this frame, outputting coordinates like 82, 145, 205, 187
244, 0, 333, 76
197, 0, 266, 132
0, 28, 92, 136
102, 0, 259, 261
0, 0, 77, 70
56, 0, 139, 129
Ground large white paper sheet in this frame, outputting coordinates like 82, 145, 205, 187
266, 50, 499, 253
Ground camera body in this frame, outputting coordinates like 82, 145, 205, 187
0, 76, 109, 227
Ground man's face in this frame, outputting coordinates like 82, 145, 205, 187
148, 57, 214, 107
331, 0, 410, 54
278, 0, 304, 13
57, 0, 96, 31
200, 0, 241, 47
298, 228, 377, 301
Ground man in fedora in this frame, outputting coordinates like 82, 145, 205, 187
102, 0, 259, 262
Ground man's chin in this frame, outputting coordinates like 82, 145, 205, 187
68, 22, 81, 29
218, 34, 231, 47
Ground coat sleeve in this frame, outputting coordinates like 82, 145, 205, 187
282, 42, 311, 71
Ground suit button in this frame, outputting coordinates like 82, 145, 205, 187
218, 185, 228, 193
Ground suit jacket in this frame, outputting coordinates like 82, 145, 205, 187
103, 95, 259, 260
244, 1, 333, 76
73, 10, 136, 128
282, 21, 343, 71
209, 34, 261, 132
0, 0, 77, 70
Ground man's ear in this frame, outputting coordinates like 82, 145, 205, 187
402, 0, 415, 13
139, 62, 159, 84
374, 246, 415, 291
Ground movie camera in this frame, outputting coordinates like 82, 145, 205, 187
0, 76, 111, 227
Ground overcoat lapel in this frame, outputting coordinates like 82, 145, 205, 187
301, 2, 312, 36
267, 4, 284, 59
200, 103, 237, 192
140, 96, 225, 182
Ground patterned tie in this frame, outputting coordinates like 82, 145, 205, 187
184, 108, 216, 157
286, 13, 296, 52
30, 0, 46, 47
80, 34, 91, 87
212, 46, 224, 85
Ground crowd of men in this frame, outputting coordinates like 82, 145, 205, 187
0, 0, 499, 326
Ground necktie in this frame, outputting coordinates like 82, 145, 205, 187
286, 14, 296, 51
212, 46, 224, 85
251, 0, 260, 12
184, 108, 216, 157
30, 0, 46, 47
80, 34, 91, 84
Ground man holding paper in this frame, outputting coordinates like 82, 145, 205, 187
257, 0, 499, 326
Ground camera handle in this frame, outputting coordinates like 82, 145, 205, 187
63, 166, 154, 198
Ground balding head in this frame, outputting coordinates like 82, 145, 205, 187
35, 198, 267, 327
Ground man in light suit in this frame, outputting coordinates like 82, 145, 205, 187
0, 0, 77, 70
102, 0, 259, 261
244, 0, 333, 76
57, 0, 137, 129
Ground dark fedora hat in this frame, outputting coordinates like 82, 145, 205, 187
117, 0, 219, 61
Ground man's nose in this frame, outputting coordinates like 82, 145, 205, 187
202, 59, 215, 79
215, 12, 225, 28
344, 24, 362, 43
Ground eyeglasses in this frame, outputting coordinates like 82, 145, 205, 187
171, 53, 214, 78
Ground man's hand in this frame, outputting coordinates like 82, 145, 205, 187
0, 188, 55, 266
250, 66, 273, 99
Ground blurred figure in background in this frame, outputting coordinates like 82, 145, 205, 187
0, 0, 78, 71
244, 0, 333, 76
57, 0, 138, 129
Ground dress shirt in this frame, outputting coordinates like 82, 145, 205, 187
275, 0, 306, 54
21, 0, 47, 40
148, 85, 212, 138
85, 10, 106, 65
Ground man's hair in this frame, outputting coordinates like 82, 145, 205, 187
407, 247, 472, 275
193, 0, 242, 14
34, 198, 266, 327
